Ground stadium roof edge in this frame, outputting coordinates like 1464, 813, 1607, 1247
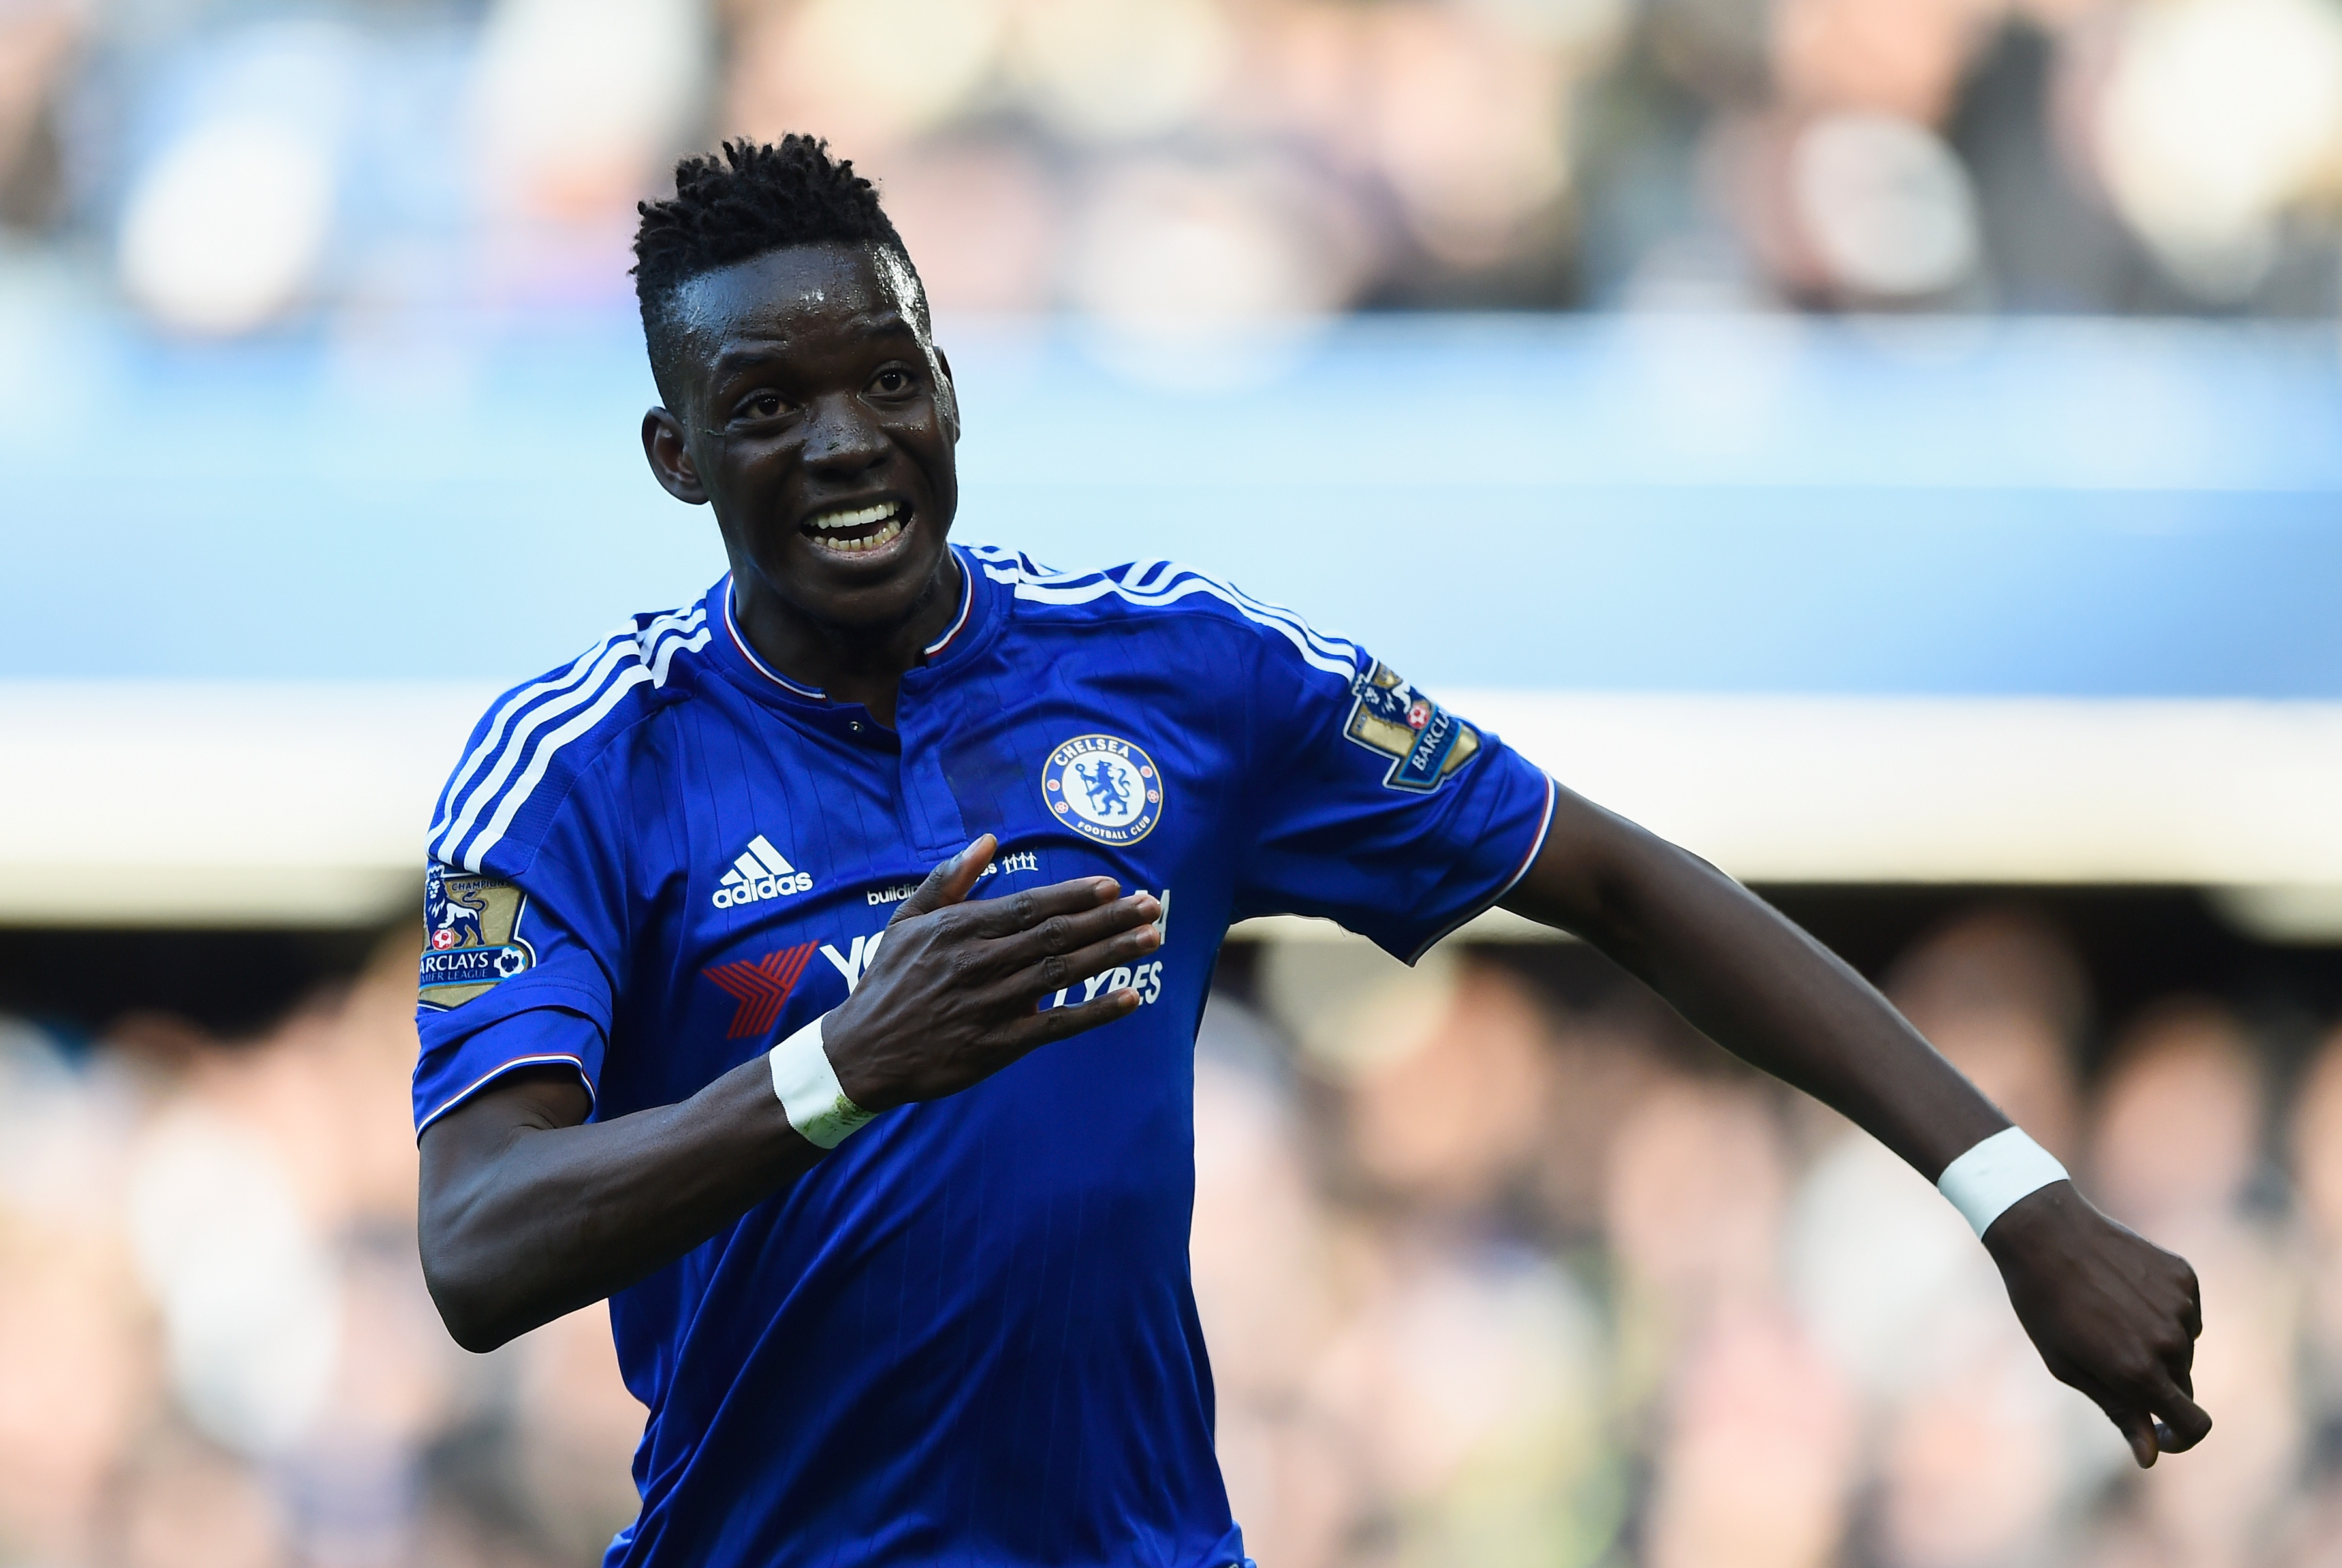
8, 682, 2342, 928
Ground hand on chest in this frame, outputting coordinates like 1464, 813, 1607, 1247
673, 695, 1207, 1047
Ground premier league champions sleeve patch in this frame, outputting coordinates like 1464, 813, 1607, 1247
1042, 734, 1164, 846
418, 862, 537, 1010
1342, 661, 1481, 792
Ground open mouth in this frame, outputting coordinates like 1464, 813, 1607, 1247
802, 499, 909, 556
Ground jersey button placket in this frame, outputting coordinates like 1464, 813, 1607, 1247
892, 674, 969, 858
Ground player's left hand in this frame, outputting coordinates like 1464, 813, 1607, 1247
1983, 1180, 2209, 1467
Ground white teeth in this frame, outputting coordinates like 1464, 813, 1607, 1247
805, 502, 901, 533
812, 516, 906, 554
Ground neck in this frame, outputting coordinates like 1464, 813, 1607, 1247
731, 550, 964, 727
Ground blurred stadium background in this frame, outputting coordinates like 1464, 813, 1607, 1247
5, 0, 2342, 1565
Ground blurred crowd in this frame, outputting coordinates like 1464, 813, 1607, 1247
0, 937, 644, 1568
1202, 912, 2342, 1568
1, 0, 2339, 339
3, 907, 2342, 1565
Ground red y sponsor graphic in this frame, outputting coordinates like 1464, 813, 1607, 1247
702, 941, 819, 1040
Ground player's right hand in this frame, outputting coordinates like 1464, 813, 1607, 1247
821, 834, 1160, 1111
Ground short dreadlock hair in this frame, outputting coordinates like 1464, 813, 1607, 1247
631, 136, 927, 402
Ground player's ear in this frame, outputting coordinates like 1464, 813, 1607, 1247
642, 407, 708, 505
935, 349, 960, 445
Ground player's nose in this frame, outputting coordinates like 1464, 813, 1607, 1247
799, 392, 889, 475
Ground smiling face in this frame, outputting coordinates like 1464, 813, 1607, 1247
642, 242, 960, 649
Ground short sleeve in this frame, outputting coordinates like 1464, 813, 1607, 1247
1232, 643, 1555, 963
411, 763, 627, 1137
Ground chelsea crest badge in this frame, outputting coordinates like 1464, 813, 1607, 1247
1042, 734, 1163, 847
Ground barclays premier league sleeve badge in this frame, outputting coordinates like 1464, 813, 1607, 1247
418, 862, 537, 1009
1342, 662, 1481, 792
1042, 734, 1164, 847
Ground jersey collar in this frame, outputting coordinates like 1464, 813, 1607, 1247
712, 544, 992, 708
921, 550, 977, 658
721, 585, 827, 700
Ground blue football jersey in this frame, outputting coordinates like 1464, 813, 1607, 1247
412, 544, 1557, 1568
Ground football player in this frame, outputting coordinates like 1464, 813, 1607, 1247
415, 138, 2207, 1568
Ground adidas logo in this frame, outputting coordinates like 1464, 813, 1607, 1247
712, 834, 814, 909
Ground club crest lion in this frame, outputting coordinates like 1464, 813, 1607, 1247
1041, 733, 1164, 847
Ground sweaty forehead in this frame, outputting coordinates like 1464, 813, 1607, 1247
670, 243, 923, 372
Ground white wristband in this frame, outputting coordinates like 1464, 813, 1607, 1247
1937, 1127, 2068, 1238
767, 1013, 878, 1150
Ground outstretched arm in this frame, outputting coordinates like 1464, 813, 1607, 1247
1500, 781, 2209, 1466
420, 837, 1161, 1351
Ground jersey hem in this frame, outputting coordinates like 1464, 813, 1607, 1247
1401, 770, 1559, 964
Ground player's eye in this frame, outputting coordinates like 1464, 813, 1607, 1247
734, 392, 791, 424
868, 367, 915, 398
